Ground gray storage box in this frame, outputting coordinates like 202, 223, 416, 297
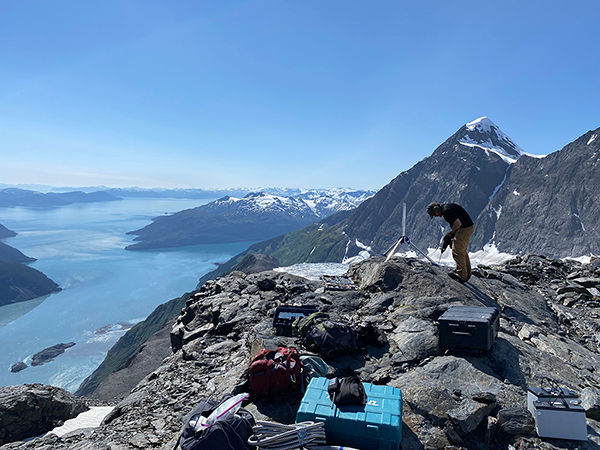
532, 400, 587, 441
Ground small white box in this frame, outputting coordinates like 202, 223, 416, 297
533, 400, 588, 441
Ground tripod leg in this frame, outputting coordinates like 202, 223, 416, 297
385, 238, 403, 262
409, 241, 438, 266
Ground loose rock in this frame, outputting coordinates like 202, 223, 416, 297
497, 407, 535, 435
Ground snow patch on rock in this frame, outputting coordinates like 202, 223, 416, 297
274, 262, 349, 280
49, 406, 114, 437
563, 254, 597, 264
392, 242, 515, 268
342, 250, 371, 265
355, 239, 371, 251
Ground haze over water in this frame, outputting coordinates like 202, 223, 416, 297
0, 198, 252, 392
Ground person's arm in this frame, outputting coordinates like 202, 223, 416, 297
450, 218, 462, 235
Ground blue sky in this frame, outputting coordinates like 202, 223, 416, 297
1, 1, 599, 190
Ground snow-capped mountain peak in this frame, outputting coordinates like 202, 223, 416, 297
208, 189, 375, 219
207, 192, 316, 218
243, 192, 304, 210
458, 116, 526, 164
294, 189, 375, 218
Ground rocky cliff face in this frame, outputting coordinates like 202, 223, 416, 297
471, 127, 600, 257
6, 255, 600, 449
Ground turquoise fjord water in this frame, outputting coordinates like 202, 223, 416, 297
0, 198, 252, 392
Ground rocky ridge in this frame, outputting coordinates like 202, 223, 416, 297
3, 255, 600, 449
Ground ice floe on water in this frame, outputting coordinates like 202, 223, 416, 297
85, 320, 140, 344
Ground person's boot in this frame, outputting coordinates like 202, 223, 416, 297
448, 272, 466, 283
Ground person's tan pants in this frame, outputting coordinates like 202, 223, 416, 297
452, 225, 474, 281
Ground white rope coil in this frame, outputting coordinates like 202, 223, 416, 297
247, 420, 326, 449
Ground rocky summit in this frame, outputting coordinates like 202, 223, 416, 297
2, 255, 600, 449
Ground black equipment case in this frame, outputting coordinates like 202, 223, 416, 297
273, 305, 318, 336
438, 306, 500, 352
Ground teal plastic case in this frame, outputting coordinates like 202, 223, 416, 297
296, 377, 402, 450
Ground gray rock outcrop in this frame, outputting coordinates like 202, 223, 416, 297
582, 387, 600, 420
0, 384, 88, 445
497, 407, 535, 435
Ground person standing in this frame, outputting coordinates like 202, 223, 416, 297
427, 202, 475, 282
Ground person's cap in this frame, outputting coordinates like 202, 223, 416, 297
426, 202, 441, 219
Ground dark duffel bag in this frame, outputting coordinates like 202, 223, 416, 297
304, 320, 359, 358
178, 395, 255, 450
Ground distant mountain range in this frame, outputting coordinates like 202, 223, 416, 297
106, 187, 250, 199
0, 224, 60, 306
197, 117, 599, 283
0, 188, 121, 208
126, 189, 374, 250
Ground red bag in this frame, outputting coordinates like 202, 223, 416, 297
248, 347, 303, 397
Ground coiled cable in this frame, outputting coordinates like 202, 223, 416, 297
247, 420, 326, 449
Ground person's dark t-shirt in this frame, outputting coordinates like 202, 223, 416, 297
441, 203, 474, 228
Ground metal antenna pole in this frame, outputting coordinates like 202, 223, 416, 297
385, 202, 438, 266
402, 203, 406, 237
